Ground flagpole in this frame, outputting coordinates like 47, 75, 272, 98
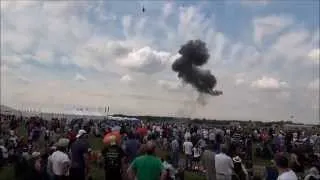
106, 106, 109, 121
106, 106, 108, 120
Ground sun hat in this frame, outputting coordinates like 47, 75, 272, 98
76, 129, 87, 138
31, 151, 41, 159
233, 156, 242, 163
55, 138, 70, 147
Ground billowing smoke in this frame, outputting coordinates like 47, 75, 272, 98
172, 40, 223, 100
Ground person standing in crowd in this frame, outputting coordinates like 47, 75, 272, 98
101, 135, 126, 180
171, 137, 180, 168
314, 134, 320, 155
26, 151, 44, 180
44, 129, 50, 144
304, 162, 320, 180
66, 129, 77, 149
209, 129, 216, 147
184, 129, 191, 141
14, 147, 30, 180
128, 141, 166, 180
162, 155, 177, 180
46, 146, 57, 180
215, 145, 233, 180
183, 138, 193, 170
201, 144, 216, 180
264, 160, 278, 180
0, 139, 8, 167
48, 138, 70, 180
125, 132, 140, 163
232, 156, 249, 180
8, 130, 18, 162
193, 144, 201, 170
70, 129, 91, 180
275, 153, 298, 180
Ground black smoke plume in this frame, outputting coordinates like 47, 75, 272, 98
172, 40, 223, 97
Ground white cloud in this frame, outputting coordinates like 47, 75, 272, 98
269, 29, 313, 64
251, 76, 288, 90
117, 46, 171, 74
70, 38, 133, 71
253, 15, 294, 44
235, 78, 245, 85
74, 73, 87, 82
33, 50, 55, 64
308, 79, 319, 90
120, 74, 133, 84
308, 48, 320, 63
1, 55, 24, 66
163, 2, 173, 18
234, 73, 248, 85
0, 64, 9, 73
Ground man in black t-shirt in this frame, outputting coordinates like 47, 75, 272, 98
70, 130, 90, 180
101, 135, 126, 180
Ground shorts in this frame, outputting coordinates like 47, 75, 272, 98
193, 157, 200, 162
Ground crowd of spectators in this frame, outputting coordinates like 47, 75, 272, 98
0, 113, 319, 180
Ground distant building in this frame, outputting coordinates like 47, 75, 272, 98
282, 123, 314, 130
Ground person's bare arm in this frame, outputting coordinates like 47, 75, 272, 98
183, 143, 185, 153
230, 158, 234, 169
127, 165, 136, 180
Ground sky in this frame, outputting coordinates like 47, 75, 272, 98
1, 0, 319, 124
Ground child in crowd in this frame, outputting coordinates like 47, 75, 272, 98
192, 144, 201, 170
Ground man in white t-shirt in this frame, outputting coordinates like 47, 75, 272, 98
184, 130, 191, 140
215, 145, 233, 180
275, 154, 298, 180
183, 138, 193, 170
48, 138, 71, 180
